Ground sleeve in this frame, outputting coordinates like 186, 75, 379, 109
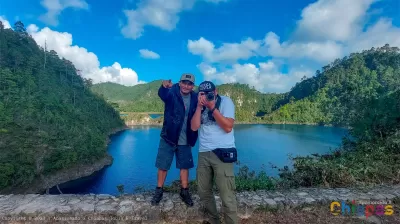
158, 84, 170, 103
221, 97, 235, 120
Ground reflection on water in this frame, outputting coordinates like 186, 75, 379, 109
53, 124, 347, 195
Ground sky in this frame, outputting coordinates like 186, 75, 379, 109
0, 0, 399, 93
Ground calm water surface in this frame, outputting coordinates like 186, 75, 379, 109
54, 124, 347, 195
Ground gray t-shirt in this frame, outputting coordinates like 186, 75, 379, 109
178, 93, 191, 145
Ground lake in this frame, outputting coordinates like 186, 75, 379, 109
51, 124, 347, 195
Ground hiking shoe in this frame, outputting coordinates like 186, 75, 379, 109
151, 187, 163, 206
180, 188, 194, 207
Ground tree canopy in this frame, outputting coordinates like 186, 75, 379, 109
0, 21, 125, 191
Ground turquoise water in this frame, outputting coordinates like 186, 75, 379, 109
52, 124, 347, 195
149, 113, 162, 119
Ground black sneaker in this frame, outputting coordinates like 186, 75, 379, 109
151, 187, 163, 206
180, 188, 194, 207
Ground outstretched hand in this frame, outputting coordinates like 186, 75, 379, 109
162, 79, 173, 88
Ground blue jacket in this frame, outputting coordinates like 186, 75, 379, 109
158, 83, 199, 147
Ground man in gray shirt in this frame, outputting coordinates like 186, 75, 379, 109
152, 73, 199, 207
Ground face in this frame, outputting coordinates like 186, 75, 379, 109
179, 80, 194, 94
200, 90, 217, 101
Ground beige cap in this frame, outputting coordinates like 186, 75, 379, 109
180, 73, 195, 83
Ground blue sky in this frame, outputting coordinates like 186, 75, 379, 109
1, 0, 399, 93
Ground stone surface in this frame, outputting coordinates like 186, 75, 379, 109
0, 184, 398, 223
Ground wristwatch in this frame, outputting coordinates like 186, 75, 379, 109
210, 107, 217, 113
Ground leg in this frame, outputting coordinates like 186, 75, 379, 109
176, 145, 195, 206
180, 169, 189, 188
152, 138, 175, 205
176, 145, 194, 188
157, 169, 167, 188
197, 152, 219, 224
211, 152, 238, 224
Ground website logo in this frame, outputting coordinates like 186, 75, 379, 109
330, 200, 394, 219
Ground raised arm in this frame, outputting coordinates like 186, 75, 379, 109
191, 93, 203, 131
205, 96, 235, 133
158, 80, 173, 103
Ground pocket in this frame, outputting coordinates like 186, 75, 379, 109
224, 168, 234, 177
224, 168, 236, 191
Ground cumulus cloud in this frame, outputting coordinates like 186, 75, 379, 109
347, 18, 400, 54
39, 0, 89, 26
262, 32, 343, 63
139, 49, 160, 59
188, 33, 341, 65
26, 24, 144, 86
0, 16, 11, 29
197, 61, 313, 93
121, 0, 229, 39
188, 37, 261, 63
189, 0, 400, 93
294, 0, 376, 42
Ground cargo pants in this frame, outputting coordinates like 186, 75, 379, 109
197, 151, 238, 224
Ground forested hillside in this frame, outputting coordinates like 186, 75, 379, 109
92, 45, 399, 126
92, 80, 285, 122
0, 21, 125, 191
266, 44, 400, 127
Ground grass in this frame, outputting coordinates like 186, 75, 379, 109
277, 132, 400, 189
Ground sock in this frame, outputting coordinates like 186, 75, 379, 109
156, 186, 162, 189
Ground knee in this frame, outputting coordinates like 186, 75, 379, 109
197, 185, 212, 198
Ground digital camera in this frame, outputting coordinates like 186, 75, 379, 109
205, 92, 215, 101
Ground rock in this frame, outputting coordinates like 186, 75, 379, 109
305, 197, 315, 203
163, 199, 174, 212
264, 198, 277, 207
95, 204, 118, 213
297, 192, 308, 197
0, 184, 399, 222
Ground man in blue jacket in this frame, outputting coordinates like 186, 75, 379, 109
151, 73, 199, 207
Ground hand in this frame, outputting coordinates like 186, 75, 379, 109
162, 79, 173, 88
197, 92, 205, 108
204, 98, 216, 110
201, 93, 215, 110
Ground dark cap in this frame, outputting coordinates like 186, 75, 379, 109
180, 73, 195, 83
198, 81, 216, 92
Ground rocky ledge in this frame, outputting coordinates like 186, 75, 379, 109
0, 184, 399, 223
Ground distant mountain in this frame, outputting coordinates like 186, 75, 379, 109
91, 81, 285, 122
91, 44, 400, 126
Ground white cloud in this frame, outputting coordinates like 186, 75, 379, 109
27, 24, 145, 86
188, 33, 341, 65
189, 0, 400, 93
347, 18, 400, 53
197, 61, 313, 93
0, 16, 11, 29
39, 0, 89, 26
121, 0, 229, 39
139, 49, 160, 59
188, 37, 261, 63
262, 32, 343, 63
294, 0, 376, 42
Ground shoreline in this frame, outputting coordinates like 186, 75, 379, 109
0, 125, 126, 195
124, 122, 338, 127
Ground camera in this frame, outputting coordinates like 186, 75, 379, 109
205, 92, 215, 101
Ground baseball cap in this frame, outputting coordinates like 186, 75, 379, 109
198, 81, 216, 92
180, 73, 195, 83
